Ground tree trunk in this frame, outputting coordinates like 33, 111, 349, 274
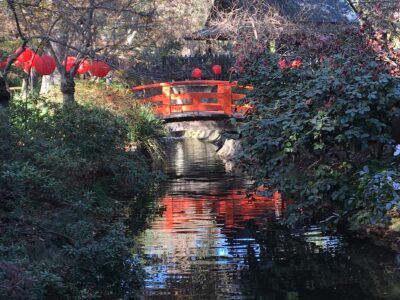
21, 76, 29, 99
40, 71, 61, 94
30, 71, 39, 93
0, 75, 11, 161
61, 76, 75, 103
0, 76, 10, 108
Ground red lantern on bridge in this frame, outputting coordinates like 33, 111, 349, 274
212, 64, 222, 75
15, 47, 34, 63
90, 61, 110, 77
33, 55, 56, 76
191, 68, 202, 78
77, 59, 90, 74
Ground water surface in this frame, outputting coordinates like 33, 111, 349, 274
135, 139, 400, 299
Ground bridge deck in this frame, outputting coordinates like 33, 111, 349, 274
161, 111, 246, 122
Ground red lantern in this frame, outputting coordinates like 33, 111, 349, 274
191, 68, 202, 78
15, 47, 34, 63
14, 59, 24, 69
23, 55, 39, 72
34, 55, 56, 76
64, 56, 76, 72
77, 59, 90, 74
16, 54, 39, 73
90, 61, 110, 77
212, 64, 222, 75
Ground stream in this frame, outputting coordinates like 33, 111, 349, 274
135, 138, 400, 299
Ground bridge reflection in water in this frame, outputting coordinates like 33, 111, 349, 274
135, 139, 281, 298
135, 139, 400, 299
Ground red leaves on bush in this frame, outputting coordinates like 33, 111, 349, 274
278, 58, 288, 70
278, 58, 302, 70
304, 99, 312, 106
291, 59, 303, 69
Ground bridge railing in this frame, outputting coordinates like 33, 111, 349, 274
130, 80, 252, 118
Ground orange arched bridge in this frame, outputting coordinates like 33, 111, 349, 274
130, 80, 252, 121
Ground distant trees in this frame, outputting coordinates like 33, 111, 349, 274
209, 0, 296, 44
351, 0, 400, 29
0, 1, 28, 107
1, 0, 213, 104
2, 0, 156, 103
337, 1, 399, 74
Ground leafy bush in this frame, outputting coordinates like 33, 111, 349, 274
0, 107, 10, 161
47, 80, 167, 159
0, 96, 158, 299
235, 31, 400, 228
125, 104, 167, 160
352, 166, 400, 226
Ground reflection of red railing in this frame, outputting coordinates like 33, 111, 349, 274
130, 80, 252, 117
162, 190, 282, 230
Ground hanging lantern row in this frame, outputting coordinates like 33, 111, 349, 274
191, 64, 222, 78
0, 48, 110, 77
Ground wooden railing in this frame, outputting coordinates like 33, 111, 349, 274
130, 80, 252, 118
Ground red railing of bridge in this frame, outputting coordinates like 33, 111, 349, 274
130, 80, 252, 118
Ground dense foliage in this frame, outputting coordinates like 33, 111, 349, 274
48, 80, 167, 161
235, 28, 400, 229
0, 96, 161, 299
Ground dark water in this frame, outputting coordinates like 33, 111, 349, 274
135, 139, 400, 300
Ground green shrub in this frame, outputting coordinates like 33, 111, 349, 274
0, 96, 157, 299
235, 34, 400, 228
0, 107, 10, 161
125, 104, 167, 160
351, 162, 400, 226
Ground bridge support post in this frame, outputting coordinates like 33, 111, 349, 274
220, 84, 232, 116
162, 86, 171, 116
